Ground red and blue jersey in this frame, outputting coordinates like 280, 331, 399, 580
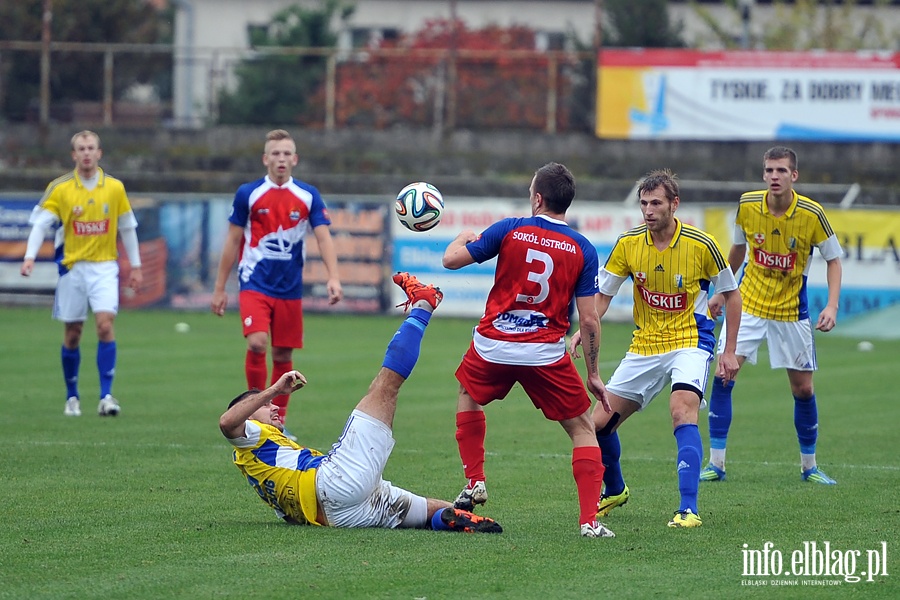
467, 215, 599, 365
229, 176, 331, 299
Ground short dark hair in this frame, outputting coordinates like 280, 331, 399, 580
533, 162, 576, 213
764, 146, 798, 171
638, 169, 679, 203
227, 389, 260, 409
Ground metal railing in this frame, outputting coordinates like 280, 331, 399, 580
0, 40, 594, 132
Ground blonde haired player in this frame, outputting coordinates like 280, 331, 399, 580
21, 130, 142, 417
571, 169, 742, 528
211, 129, 343, 441
701, 147, 843, 485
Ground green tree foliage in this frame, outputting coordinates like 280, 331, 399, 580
216, 1, 353, 125
0, 0, 171, 122
603, 0, 686, 48
692, 0, 897, 50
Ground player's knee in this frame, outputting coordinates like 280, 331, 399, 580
247, 340, 268, 355
793, 386, 815, 400
596, 412, 621, 437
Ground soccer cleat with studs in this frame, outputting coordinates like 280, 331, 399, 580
596, 484, 630, 518
439, 507, 502, 533
64, 397, 81, 417
581, 520, 616, 538
392, 272, 443, 311
801, 466, 837, 485
699, 463, 726, 482
98, 395, 121, 417
668, 508, 702, 528
453, 480, 488, 511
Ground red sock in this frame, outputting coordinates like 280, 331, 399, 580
572, 445, 605, 526
270, 360, 293, 419
455, 410, 487, 482
245, 350, 268, 391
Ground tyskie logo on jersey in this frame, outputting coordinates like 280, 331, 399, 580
637, 285, 687, 312
753, 248, 796, 272
72, 219, 110, 236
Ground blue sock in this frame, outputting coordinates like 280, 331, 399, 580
794, 394, 818, 455
597, 431, 625, 496
708, 377, 734, 450
431, 508, 451, 531
97, 341, 116, 398
61, 345, 80, 398
674, 423, 702, 513
381, 308, 431, 379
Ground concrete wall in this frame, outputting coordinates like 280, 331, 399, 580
1, 124, 897, 205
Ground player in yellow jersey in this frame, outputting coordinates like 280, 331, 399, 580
701, 147, 843, 486
571, 170, 742, 528
220, 273, 502, 533
20, 131, 142, 417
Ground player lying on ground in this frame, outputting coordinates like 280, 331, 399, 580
219, 272, 502, 533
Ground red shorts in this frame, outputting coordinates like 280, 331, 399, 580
455, 343, 591, 422
239, 290, 304, 349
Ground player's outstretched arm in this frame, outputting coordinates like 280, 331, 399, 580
219, 371, 307, 438
442, 230, 478, 270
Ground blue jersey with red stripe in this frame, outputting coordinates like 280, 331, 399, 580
229, 176, 331, 299
467, 215, 599, 357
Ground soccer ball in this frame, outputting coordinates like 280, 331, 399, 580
395, 182, 444, 232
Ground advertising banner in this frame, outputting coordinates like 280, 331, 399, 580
597, 49, 900, 141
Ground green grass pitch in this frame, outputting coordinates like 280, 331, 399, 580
1, 306, 897, 599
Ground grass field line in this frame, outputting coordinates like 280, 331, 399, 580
13, 439, 899, 471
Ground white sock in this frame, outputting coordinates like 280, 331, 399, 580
413, 299, 434, 312
709, 448, 726, 469
800, 453, 816, 471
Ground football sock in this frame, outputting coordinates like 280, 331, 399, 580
430, 508, 452, 531
572, 445, 604, 525
456, 410, 487, 482
270, 360, 293, 419
708, 377, 734, 467
596, 431, 625, 496
97, 341, 116, 398
245, 350, 268, 390
61, 345, 80, 399
381, 308, 430, 379
674, 423, 702, 513
795, 394, 818, 469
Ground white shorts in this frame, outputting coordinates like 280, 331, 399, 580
53, 261, 120, 322
316, 410, 427, 529
718, 312, 817, 371
606, 348, 713, 410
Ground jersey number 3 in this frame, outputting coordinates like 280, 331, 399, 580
515, 248, 554, 304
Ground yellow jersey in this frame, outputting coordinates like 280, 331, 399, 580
733, 190, 841, 322
38, 168, 133, 269
228, 420, 324, 526
602, 219, 735, 356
